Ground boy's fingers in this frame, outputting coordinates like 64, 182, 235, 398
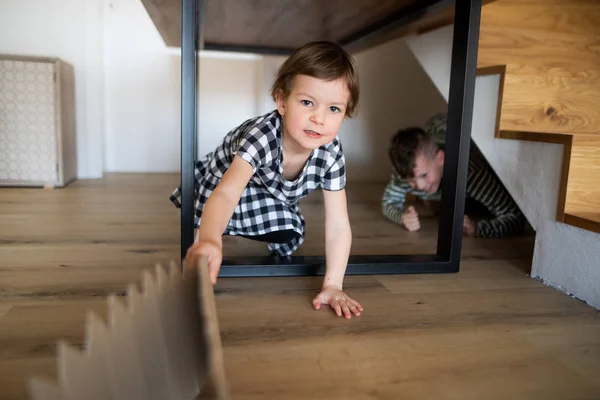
407, 206, 416, 214
349, 304, 361, 316
332, 301, 342, 317
406, 216, 419, 224
350, 299, 363, 311
312, 297, 322, 310
342, 304, 351, 319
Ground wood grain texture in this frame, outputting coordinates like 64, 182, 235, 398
0, 305, 12, 323
476, 0, 600, 234
141, 0, 455, 52
478, 1, 600, 73
501, 67, 600, 136
478, 0, 600, 137
1, 173, 599, 399
563, 134, 600, 232
143, 0, 506, 53
478, 26, 600, 75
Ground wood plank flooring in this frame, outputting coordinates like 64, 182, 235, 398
1, 173, 599, 400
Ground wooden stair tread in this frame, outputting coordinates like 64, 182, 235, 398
478, 0, 600, 136
500, 67, 600, 136
566, 212, 600, 223
563, 212, 600, 235
478, 0, 600, 74
565, 136, 600, 226
480, 1, 600, 37
477, 65, 600, 137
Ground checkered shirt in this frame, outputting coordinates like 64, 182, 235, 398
170, 110, 346, 256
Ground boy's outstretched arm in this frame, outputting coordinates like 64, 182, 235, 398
314, 188, 363, 319
381, 175, 424, 231
381, 176, 410, 224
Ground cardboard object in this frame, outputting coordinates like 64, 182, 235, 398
28, 257, 229, 400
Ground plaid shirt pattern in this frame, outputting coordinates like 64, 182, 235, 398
171, 110, 346, 255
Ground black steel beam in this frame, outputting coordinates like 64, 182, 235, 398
180, 0, 202, 260
180, 0, 482, 277
204, 42, 294, 56
218, 254, 448, 277
436, 0, 482, 263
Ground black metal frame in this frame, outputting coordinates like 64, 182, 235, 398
203, 43, 295, 56
180, 0, 482, 277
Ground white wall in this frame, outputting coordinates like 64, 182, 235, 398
0, 0, 105, 179
196, 54, 260, 161
256, 56, 284, 116
103, 0, 179, 172
406, 25, 600, 309
103, 0, 260, 172
405, 26, 454, 101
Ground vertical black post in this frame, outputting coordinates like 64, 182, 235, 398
181, 0, 202, 260
436, 0, 482, 266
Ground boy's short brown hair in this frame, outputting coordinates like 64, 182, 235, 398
271, 41, 360, 118
389, 127, 439, 178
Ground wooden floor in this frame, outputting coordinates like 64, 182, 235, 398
1, 173, 599, 399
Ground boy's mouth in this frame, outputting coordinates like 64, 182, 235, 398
304, 130, 322, 138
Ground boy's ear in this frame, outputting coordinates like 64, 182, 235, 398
436, 149, 445, 166
274, 89, 286, 117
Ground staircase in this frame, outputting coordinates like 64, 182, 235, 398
477, 0, 600, 234
406, 0, 600, 309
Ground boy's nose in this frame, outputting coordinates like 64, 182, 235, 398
311, 110, 325, 125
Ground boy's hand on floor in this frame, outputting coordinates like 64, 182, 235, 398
185, 241, 222, 285
463, 215, 477, 237
402, 206, 421, 232
313, 286, 363, 319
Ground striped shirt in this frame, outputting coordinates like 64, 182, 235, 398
382, 114, 527, 238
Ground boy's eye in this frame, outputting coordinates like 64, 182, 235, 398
301, 100, 312, 106
329, 106, 341, 113
421, 173, 428, 178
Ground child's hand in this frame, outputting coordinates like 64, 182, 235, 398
312, 286, 363, 319
402, 206, 421, 232
463, 215, 477, 237
185, 241, 222, 284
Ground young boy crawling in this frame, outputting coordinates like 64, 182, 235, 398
382, 113, 527, 237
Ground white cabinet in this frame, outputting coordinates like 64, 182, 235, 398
0, 55, 76, 187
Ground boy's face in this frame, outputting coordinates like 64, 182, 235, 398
276, 74, 349, 152
407, 150, 445, 194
